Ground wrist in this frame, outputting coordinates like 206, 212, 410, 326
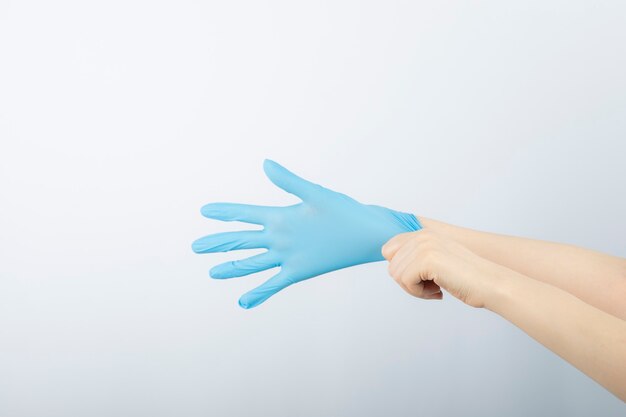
482, 263, 521, 313
418, 217, 461, 238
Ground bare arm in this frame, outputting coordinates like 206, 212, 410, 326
420, 217, 626, 320
383, 230, 626, 402
488, 263, 626, 401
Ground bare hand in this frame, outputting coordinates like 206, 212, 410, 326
382, 229, 499, 308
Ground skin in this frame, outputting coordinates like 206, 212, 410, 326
418, 218, 626, 320
382, 224, 626, 402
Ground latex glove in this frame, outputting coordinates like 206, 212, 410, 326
192, 160, 421, 309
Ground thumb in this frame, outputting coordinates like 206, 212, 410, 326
263, 159, 322, 202
382, 232, 416, 260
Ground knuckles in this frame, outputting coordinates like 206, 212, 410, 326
386, 229, 445, 284
385, 229, 456, 301
419, 249, 442, 268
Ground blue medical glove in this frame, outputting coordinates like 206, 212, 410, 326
192, 160, 421, 309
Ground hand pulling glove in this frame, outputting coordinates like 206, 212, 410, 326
192, 160, 421, 308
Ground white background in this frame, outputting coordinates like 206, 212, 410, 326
1, 1, 625, 416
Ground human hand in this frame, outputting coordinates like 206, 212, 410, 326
382, 229, 500, 308
193, 160, 421, 309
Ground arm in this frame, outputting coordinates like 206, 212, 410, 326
382, 230, 626, 402
489, 264, 626, 402
420, 217, 626, 320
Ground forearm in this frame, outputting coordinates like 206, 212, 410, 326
420, 217, 626, 320
485, 264, 626, 401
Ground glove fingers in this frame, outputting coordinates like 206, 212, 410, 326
238, 270, 294, 309
201, 202, 273, 225
209, 251, 280, 279
263, 159, 322, 202
192, 231, 268, 254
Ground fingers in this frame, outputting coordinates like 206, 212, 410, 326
393, 258, 442, 300
382, 231, 417, 260
238, 270, 295, 309
393, 272, 441, 300
209, 252, 280, 279
384, 232, 444, 300
201, 202, 275, 225
263, 159, 323, 202
386, 234, 420, 278
421, 281, 443, 299
191, 231, 268, 254
424, 292, 443, 300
